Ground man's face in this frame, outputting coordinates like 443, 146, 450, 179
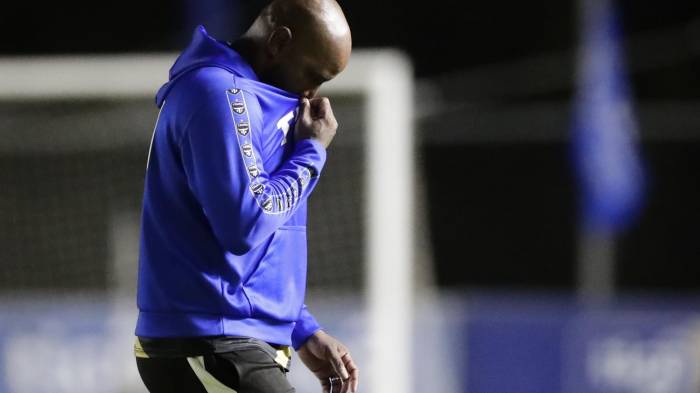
266, 55, 329, 98
263, 33, 349, 98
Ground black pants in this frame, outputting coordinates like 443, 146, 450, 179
136, 339, 295, 393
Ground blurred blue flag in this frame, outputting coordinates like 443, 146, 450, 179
571, 0, 645, 232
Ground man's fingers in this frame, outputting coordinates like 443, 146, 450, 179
342, 352, 359, 393
321, 376, 343, 393
329, 375, 348, 393
294, 96, 337, 148
298, 98, 311, 122
331, 355, 350, 380
328, 349, 350, 380
310, 97, 333, 120
334, 348, 356, 393
320, 378, 331, 393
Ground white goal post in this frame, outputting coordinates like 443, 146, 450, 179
0, 50, 416, 393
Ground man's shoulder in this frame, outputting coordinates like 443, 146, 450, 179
173, 67, 233, 96
171, 67, 263, 111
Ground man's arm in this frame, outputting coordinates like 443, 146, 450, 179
179, 89, 333, 255
291, 304, 322, 349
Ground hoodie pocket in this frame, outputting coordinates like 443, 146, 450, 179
243, 226, 307, 322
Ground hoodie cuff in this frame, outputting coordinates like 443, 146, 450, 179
291, 309, 322, 350
293, 138, 327, 177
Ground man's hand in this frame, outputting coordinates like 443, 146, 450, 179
295, 97, 338, 149
297, 330, 359, 393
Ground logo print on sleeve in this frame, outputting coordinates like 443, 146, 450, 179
231, 101, 246, 114
247, 165, 260, 178
262, 197, 274, 212
300, 168, 311, 186
236, 121, 250, 136
226, 88, 302, 215
241, 143, 253, 157
291, 183, 299, 202
250, 183, 265, 195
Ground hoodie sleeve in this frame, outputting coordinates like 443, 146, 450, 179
179, 86, 326, 255
291, 304, 322, 350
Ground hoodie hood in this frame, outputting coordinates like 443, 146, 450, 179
156, 26, 258, 107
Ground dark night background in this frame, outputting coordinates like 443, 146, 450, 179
3, 0, 699, 293
2, 1, 697, 80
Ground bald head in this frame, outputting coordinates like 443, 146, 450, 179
266, 0, 350, 41
233, 0, 352, 97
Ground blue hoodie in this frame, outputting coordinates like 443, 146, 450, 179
136, 26, 325, 349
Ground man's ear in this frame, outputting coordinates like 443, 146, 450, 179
266, 26, 293, 59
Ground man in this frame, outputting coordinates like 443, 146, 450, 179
134, 1, 358, 392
